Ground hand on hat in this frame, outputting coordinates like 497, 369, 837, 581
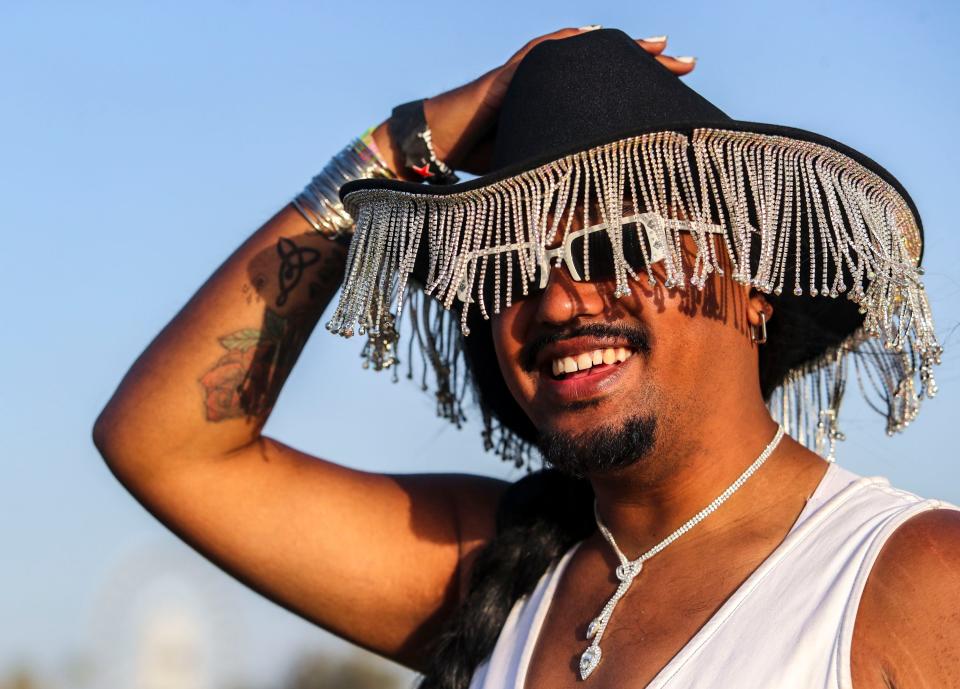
423, 27, 696, 175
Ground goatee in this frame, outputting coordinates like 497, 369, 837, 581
537, 415, 657, 479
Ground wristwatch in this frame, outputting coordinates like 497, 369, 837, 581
388, 99, 460, 185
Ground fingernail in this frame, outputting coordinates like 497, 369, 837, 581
675, 56, 697, 64
578, 24, 602, 31
641, 35, 668, 43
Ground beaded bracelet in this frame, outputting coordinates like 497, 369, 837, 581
292, 125, 399, 243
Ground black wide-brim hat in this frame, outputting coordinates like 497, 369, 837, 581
327, 28, 941, 465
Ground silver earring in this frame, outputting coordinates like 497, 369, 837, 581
752, 311, 768, 344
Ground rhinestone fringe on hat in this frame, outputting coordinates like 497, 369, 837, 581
326, 128, 942, 466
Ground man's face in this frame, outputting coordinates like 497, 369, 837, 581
489, 209, 753, 478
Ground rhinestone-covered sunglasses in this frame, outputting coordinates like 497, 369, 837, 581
454, 212, 728, 307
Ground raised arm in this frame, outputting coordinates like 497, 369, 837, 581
91, 27, 691, 670
91, 139, 511, 668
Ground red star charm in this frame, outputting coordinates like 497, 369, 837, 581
411, 162, 435, 179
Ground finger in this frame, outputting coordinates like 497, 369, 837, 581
636, 35, 668, 56
505, 26, 599, 65
656, 54, 696, 75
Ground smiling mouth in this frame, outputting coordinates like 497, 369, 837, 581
548, 347, 635, 380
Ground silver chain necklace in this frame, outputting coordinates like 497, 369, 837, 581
578, 424, 785, 680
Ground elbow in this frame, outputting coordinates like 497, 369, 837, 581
92, 408, 145, 494
91, 406, 121, 465
91, 397, 195, 484
91, 405, 149, 488
92, 391, 139, 468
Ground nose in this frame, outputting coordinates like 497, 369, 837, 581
533, 263, 607, 326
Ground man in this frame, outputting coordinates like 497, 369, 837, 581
93, 27, 960, 689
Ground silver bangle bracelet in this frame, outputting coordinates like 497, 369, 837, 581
292, 134, 397, 242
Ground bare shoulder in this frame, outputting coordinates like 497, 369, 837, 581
852, 506, 960, 689
457, 473, 511, 596
390, 469, 510, 604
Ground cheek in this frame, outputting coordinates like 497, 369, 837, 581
490, 308, 536, 405
640, 285, 744, 392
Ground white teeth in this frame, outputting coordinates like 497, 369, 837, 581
550, 347, 634, 376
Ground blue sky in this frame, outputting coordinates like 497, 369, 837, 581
2, 1, 959, 687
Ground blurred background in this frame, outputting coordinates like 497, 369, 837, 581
2, 1, 959, 688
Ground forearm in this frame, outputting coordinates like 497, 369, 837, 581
93, 111, 427, 472
93, 117, 416, 470
93, 200, 350, 467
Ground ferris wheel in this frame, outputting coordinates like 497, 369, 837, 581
85, 539, 247, 689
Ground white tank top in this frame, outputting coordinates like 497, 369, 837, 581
468, 462, 960, 689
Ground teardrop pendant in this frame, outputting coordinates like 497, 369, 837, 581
579, 645, 602, 680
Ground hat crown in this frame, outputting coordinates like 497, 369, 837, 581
491, 28, 730, 170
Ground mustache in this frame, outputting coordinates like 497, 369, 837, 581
520, 322, 652, 373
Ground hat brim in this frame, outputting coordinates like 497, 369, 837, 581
339, 119, 923, 263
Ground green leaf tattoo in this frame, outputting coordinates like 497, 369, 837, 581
199, 306, 309, 423
218, 329, 262, 352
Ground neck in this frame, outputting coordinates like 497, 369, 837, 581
588, 405, 826, 559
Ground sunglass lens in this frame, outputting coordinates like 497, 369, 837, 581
567, 220, 649, 281
463, 220, 654, 311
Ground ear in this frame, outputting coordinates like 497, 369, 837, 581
746, 288, 773, 329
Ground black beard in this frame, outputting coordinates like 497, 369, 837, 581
536, 415, 657, 479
